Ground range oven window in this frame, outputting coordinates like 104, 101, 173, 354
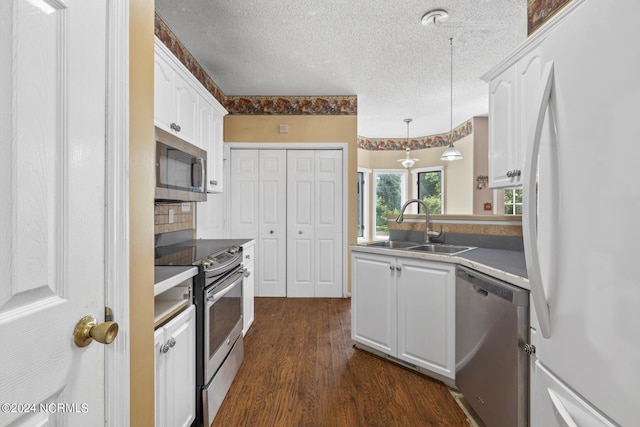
208, 281, 242, 359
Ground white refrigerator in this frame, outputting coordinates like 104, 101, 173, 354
520, 0, 640, 426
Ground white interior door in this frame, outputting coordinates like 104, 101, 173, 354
287, 151, 316, 297
314, 150, 343, 297
0, 0, 109, 425
287, 150, 343, 297
230, 150, 259, 239
258, 150, 287, 297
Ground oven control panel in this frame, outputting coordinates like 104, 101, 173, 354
200, 246, 242, 273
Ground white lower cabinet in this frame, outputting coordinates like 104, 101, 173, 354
352, 252, 455, 380
242, 240, 255, 335
154, 305, 195, 427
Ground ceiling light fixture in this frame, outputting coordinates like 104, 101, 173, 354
398, 118, 419, 169
421, 9, 449, 26
441, 37, 463, 162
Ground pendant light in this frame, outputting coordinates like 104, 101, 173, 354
398, 118, 419, 169
441, 37, 463, 161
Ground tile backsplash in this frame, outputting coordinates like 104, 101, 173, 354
154, 202, 194, 235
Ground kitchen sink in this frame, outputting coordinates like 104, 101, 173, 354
362, 241, 475, 255
364, 240, 418, 249
408, 244, 475, 255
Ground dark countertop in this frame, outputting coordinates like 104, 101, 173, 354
458, 248, 527, 279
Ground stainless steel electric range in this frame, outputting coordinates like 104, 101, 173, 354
155, 238, 246, 427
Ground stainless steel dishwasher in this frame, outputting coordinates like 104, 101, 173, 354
455, 266, 529, 427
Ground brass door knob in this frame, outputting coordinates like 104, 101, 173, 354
73, 315, 119, 347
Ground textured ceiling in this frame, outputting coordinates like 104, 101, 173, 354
155, 0, 527, 139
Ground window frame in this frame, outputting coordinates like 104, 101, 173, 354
372, 169, 408, 240
503, 187, 523, 215
410, 166, 444, 214
357, 168, 371, 242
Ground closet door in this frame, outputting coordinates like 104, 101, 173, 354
230, 150, 259, 242
314, 150, 343, 297
287, 150, 343, 297
258, 150, 287, 297
287, 151, 315, 297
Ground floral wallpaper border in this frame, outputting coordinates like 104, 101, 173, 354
357, 120, 473, 151
155, 13, 357, 116
223, 96, 357, 115
528, 0, 573, 35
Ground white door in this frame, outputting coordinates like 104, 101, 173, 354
314, 150, 343, 297
0, 1, 110, 425
351, 252, 397, 355
287, 151, 315, 297
258, 150, 287, 297
230, 150, 259, 239
287, 150, 342, 297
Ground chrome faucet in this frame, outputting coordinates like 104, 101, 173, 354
396, 199, 431, 243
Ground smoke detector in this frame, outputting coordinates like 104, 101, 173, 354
421, 9, 449, 26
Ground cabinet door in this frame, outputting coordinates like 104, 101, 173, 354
154, 53, 174, 134
517, 50, 542, 181
173, 71, 198, 144
397, 258, 455, 378
242, 242, 255, 335
209, 112, 224, 192
164, 305, 196, 427
488, 66, 518, 188
154, 327, 167, 427
351, 252, 397, 355
198, 98, 224, 193
258, 150, 287, 296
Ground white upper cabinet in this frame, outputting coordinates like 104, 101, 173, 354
154, 37, 227, 192
154, 44, 197, 145
484, 48, 542, 188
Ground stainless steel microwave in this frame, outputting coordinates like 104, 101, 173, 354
155, 127, 207, 202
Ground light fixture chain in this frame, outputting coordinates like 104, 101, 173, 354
450, 37, 453, 145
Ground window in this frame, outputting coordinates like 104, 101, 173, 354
412, 167, 444, 215
504, 188, 522, 215
356, 169, 371, 241
373, 170, 407, 239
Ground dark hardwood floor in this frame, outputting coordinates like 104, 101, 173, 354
212, 297, 470, 427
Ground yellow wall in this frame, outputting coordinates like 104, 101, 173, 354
472, 117, 493, 215
358, 133, 474, 216
225, 114, 358, 291
129, 0, 155, 425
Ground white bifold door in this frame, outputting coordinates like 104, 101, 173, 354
230, 149, 343, 297
287, 150, 343, 297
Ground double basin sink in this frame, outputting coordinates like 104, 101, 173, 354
362, 240, 475, 256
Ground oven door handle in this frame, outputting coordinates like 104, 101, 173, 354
207, 270, 244, 303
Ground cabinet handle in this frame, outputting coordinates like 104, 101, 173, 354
245, 254, 251, 260
270, 230, 274, 234
244, 270, 251, 278
160, 343, 170, 354
170, 122, 181, 132
389, 266, 394, 271
209, 180, 218, 186
298, 231, 303, 235
396, 266, 402, 272
168, 337, 176, 348
506, 169, 522, 178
